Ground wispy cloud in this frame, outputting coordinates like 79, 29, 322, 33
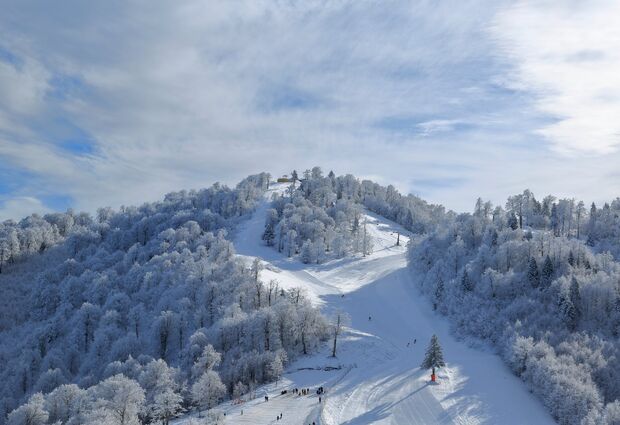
0, 0, 619, 218
491, 0, 620, 154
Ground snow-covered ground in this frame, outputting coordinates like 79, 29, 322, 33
178, 183, 556, 425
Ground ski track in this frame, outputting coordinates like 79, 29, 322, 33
177, 184, 556, 425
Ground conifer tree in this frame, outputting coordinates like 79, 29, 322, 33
461, 270, 474, 292
527, 258, 539, 288
541, 255, 554, 288
508, 212, 518, 230
262, 222, 275, 246
558, 292, 577, 331
421, 335, 445, 379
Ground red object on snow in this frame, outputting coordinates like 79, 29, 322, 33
431, 373, 436, 382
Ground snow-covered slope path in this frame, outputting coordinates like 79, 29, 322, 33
224, 185, 556, 425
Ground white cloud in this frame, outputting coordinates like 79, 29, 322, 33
0, 0, 619, 215
491, 0, 620, 154
0, 197, 51, 222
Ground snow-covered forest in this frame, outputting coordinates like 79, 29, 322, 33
409, 190, 620, 424
3, 168, 620, 425
0, 173, 328, 424
263, 167, 447, 263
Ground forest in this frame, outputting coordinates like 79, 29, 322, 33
0, 173, 328, 425
266, 170, 620, 424
263, 167, 448, 263
3, 168, 620, 425
409, 190, 620, 425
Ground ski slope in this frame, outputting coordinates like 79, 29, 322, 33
178, 183, 556, 425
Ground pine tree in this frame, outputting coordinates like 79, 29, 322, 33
262, 222, 275, 246
527, 258, 540, 288
541, 255, 554, 288
421, 335, 445, 379
558, 292, 577, 331
587, 202, 597, 245
568, 250, 575, 267
507, 212, 518, 230
461, 270, 474, 292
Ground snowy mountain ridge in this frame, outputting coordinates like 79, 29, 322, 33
3, 169, 620, 425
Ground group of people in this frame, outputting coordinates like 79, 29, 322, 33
262, 386, 324, 423
292, 387, 314, 396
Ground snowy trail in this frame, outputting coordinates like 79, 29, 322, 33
215, 184, 556, 424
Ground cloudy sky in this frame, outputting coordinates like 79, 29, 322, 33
1, 0, 620, 220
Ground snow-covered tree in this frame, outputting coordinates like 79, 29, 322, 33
421, 335, 445, 378
152, 387, 184, 425
267, 354, 284, 386
7, 393, 48, 425
541, 255, 554, 288
527, 258, 539, 288
0, 172, 330, 425
191, 371, 226, 416
192, 345, 221, 380
89, 374, 144, 425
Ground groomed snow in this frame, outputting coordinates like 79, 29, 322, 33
176, 183, 556, 425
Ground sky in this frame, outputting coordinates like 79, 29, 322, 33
1, 0, 620, 221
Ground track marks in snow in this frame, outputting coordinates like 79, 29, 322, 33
218, 185, 555, 425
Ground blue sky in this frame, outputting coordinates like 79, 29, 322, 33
1, 0, 620, 220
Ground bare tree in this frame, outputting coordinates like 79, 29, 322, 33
331, 311, 350, 357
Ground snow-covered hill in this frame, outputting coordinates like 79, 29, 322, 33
177, 184, 555, 424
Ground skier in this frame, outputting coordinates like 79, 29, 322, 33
319, 396, 322, 403
407, 342, 410, 347
368, 315, 372, 321
414, 338, 417, 344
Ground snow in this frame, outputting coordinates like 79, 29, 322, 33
178, 183, 556, 424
